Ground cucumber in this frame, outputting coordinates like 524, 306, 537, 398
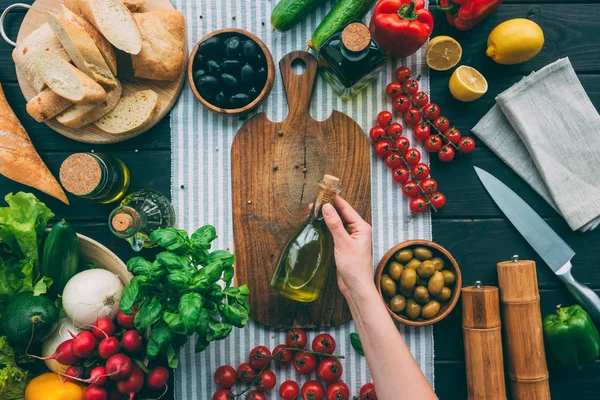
41, 219, 80, 298
2, 293, 59, 346
271, 0, 325, 32
309, 0, 378, 51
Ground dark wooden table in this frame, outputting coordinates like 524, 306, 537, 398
1, 0, 599, 398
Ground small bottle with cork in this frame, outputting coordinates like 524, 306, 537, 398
317, 22, 386, 100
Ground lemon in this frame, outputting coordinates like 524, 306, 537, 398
449, 66, 488, 102
487, 18, 544, 65
426, 36, 462, 71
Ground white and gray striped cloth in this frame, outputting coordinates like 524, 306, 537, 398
171, 0, 433, 398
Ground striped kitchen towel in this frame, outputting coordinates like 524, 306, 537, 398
171, 0, 433, 398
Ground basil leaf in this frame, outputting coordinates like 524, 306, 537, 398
236, 284, 250, 303
190, 274, 210, 292
195, 309, 210, 336
127, 257, 164, 280
135, 297, 163, 330
166, 343, 179, 369
179, 293, 204, 335
167, 272, 191, 289
154, 251, 191, 273
222, 303, 249, 328
222, 265, 234, 286
223, 287, 239, 297
200, 260, 224, 283
147, 321, 172, 358
190, 225, 217, 250
163, 311, 186, 335
120, 276, 141, 315
350, 332, 365, 356
195, 334, 209, 353
207, 250, 235, 267
207, 283, 224, 301
150, 228, 189, 254
207, 320, 232, 342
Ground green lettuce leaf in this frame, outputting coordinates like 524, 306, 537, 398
0, 336, 28, 400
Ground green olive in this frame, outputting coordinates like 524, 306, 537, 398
405, 299, 422, 320
395, 249, 413, 263
431, 257, 445, 271
405, 258, 421, 270
399, 286, 414, 297
380, 275, 397, 298
442, 270, 456, 286
417, 260, 435, 279
428, 271, 445, 296
421, 300, 441, 319
400, 268, 417, 290
389, 295, 406, 313
388, 261, 404, 282
413, 247, 433, 261
435, 287, 452, 302
413, 286, 430, 304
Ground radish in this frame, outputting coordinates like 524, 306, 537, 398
72, 331, 97, 358
116, 309, 136, 329
121, 330, 143, 354
116, 365, 144, 400
106, 354, 133, 381
107, 388, 124, 400
42, 318, 82, 374
93, 318, 116, 339
31, 339, 80, 365
64, 365, 84, 383
89, 366, 109, 386
98, 337, 121, 359
84, 385, 108, 400
147, 366, 169, 390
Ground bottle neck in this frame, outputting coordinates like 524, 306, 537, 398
311, 188, 337, 219
109, 206, 146, 238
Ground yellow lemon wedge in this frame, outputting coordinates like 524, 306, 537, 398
426, 36, 462, 71
449, 66, 488, 102
487, 19, 544, 65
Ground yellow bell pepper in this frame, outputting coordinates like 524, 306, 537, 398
25, 373, 84, 400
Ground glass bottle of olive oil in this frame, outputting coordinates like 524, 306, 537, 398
270, 175, 342, 302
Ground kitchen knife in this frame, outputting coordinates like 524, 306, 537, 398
474, 166, 600, 324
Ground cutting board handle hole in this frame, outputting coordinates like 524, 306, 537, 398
291, 58, 307, 75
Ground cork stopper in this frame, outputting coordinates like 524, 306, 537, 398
341, 22, 371, 52
318, 175, 341, 203
112, 213, 134, 232
60, 153, 102, 196
322, 174, 340, 190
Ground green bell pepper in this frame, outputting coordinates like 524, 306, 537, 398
543, 304, 600, 370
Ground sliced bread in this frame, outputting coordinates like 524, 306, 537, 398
34, 51, 107, 104
57, 79, 122, 128
94, 89, 159, 134
26, 89, 72, 122
79, 0, 142, 55
47, 6, 117, 88
64, 0, 146, 14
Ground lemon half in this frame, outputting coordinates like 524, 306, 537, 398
426, 36, 462, 71
449, 66, 488, 102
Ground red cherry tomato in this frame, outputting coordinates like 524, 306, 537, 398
376, 111, 393, 128
411, 163, 430, 180
432, 116, 450, 133
403, 108, 422, 125
438, 145, 456, 162
395, 66, 411, 83
403, 148, 421, 166
429, 192, 446, 210
424, 103, 440, 120
402, 181, 420, 197
293, 351, 317, 375
373, 139, 394, 157
237, 362, 257, 383
385, 153, 402, 169
412, 91, 429, 108
410, 197, 429, 214
445, 127, 461, 144
214, 365, 237, 389
279, 380, 300, 400
387, 122, 403, 140
403, 79, 419, 95
395, 137, 410, 154
312, 334, 336, 354
317, 358, 343, 383
392, 167, 411, 184
256, 369, 276, 392
392, 95, 411, 114
249, 346, 271, 370
246, 390, 267, 400
272, 344, 293, 367
458, 137, 475, 153
424, 135, 443, 152
360, 383, 378, 400
301, 381, 325, 400
420, 178, 438, 195
414, 123, 430, 141
385, 81, 403, 98
212, 389, 233, 400
326, 381, 350, 400
369, 126, 387, 142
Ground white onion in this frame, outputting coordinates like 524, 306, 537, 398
62, 269, 123, 326
42, 318, 82, 374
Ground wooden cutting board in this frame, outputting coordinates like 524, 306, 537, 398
231, 51, 371, 328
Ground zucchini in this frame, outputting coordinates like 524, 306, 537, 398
2, 293, 59, 346
41, 219, 80, 298
309, 0, 378, 51
271, 0, 325, 32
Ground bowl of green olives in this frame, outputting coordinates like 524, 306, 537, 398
188, 28, 275, 116
375, 240, 462, 327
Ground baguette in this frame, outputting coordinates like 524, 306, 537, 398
34, 51, 107, 104
64, 0, 146, 13
26, 89, 72, 122
94, 89, 159, 134
79, 0, 142, 55
12, 23, 70, 92
132, 10, 185, 81
0, 84, 68, 204
47, 6, 117, 88
57, 79, 122, 128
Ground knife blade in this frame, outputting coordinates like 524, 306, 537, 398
474, 166, 600, 323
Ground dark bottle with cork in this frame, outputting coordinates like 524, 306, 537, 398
109, 190, 176, 251
317, 22, 386, 100
270, 175, 342, 303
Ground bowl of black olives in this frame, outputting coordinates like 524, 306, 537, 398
188, 28, 275, 115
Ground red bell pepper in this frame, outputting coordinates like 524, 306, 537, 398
438, 0, 503, 31
369, 0, 434, 58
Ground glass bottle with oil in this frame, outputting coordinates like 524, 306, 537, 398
108, 189, 176, 251
270, 175, 342, 302
59, 152, 130, 203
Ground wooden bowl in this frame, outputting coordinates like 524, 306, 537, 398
188, 28, 275, 116
78, 233, 131, 285
375, 240, 462, 327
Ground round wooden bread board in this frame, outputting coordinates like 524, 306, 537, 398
16, 0, 187, 144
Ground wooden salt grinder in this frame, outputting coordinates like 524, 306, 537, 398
462, 281, 507, 400
497, 256, 551, 399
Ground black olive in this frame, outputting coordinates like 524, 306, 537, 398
229, 93, 251, 108
222, 59, 242, 75
214, 91, 227, 108
255, 67, 267, 85
240, 64, 255, 86
198, 36, 222, 55
194, 53, 205, 68
221, 73, 238, 87
242, 40, 259, 62
247, 87, 258, 100
206, 60, 221, 74
225, 36, 243, 59
193, 69, 206, 81
196, 75, 219, 101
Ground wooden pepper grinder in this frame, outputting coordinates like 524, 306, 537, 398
497, 256, 551, 399
462, 281, 507, 400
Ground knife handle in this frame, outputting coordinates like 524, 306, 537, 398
557, 262, 600, 324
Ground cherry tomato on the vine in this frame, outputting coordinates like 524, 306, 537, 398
385, 153, 402, 169
438, 145, 456, 162
433, 116, 450, 133
279, 380, 300, 400
360, 383, 378, 400
373, 139, 394, 157
403, 79, 419, 95
369, 126, 387, 142
420, 178, 438, 195
293, 351, 317, 375
272, 344, 293, 367
326, 381, 350, 400
317, 358, 343, 383
249, 346, 271, 370
212, 389, 233, 400
214, 365, 237, 389
386, 82, 403, 99
403, 148, 421, 166
412, 91, 429, 108
411, 163, 430, 180
376, 111, 393, 128
424, 135, 443, 152
387, 122, 403, 140
410, 197, 429, 214
395, 66, 411, 83
445, 127, 461, 144
429, 192, 446, 210
245, 390, 266, 400
423, 103, 440, 120
458, 137, 475, 153
256, 369, 276, 392
236, 362, 257, 383
404, 108, 422, 125
392, 95, 411, 113
395, 137, 410, 154
402, 181, 420, 197
392, 167, 411, 184
414, 123, 430, 141
301, 381, 325, 400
